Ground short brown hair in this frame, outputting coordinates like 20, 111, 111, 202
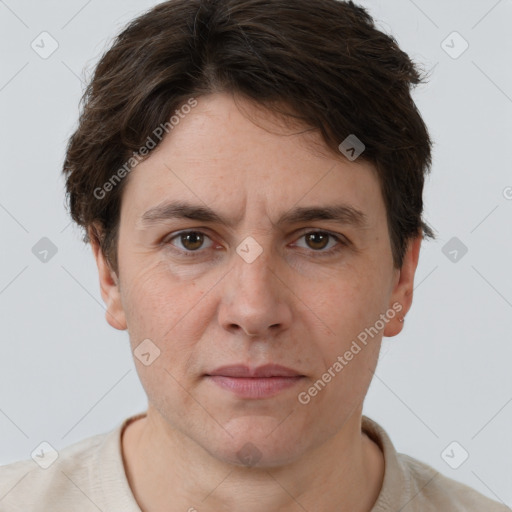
62, 0, 435, 274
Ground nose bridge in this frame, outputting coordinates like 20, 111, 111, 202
231, 208, 275, 278
218, 235, 292, 336
232, 235, 276, 299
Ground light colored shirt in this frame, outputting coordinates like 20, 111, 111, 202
0, 412, 509, 511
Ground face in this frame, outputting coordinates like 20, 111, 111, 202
92, 92, 420, 468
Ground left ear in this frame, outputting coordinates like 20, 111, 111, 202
384, 233, 422, 337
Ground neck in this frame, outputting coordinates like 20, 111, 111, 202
122, 406, 384, 512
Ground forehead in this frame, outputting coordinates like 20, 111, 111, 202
119, 92, 384, 226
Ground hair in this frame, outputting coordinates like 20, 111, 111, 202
62, 0, 435, 275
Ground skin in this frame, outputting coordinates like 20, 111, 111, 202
90, 91, 422, 512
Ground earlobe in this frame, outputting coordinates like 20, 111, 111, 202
88, 225, 127, 331
383, 234, 422, 338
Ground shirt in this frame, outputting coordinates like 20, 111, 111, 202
0, 412, 509, 511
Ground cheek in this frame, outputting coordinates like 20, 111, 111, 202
120, 261, 219, 374
120, 264, 207, 414
122, 260, 200, 331
306, 261, 391, 341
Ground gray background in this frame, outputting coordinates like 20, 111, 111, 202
1, 0, 511, 506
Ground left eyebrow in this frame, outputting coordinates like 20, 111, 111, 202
277, 205, 369, 229
137, 200, 369, 230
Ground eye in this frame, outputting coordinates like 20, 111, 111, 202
292, 231, 346, 255
163, 229, 347, 258
166, 231, 214, 253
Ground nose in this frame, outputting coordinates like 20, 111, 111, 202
218, 246, 293, 339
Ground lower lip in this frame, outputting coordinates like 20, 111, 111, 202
206, 376, 304, 399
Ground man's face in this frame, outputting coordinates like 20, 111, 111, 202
95, 92, 416, 467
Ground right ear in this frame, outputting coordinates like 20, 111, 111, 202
88, 224, 127, 331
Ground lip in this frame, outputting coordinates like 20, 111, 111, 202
207, 364, 303, 378
205, 364, 305, 399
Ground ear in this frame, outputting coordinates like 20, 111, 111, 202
383, 233, 422, 337
88, 224, 127, 331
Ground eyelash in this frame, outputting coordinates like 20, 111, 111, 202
163, 230, 348, 258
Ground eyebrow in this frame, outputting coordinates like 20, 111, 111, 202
138, 200, 369, 229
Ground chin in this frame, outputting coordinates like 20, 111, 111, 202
207, 419, 309, 469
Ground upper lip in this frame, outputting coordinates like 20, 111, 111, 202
206, 364, 304, 378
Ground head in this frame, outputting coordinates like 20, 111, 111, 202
63, 0, 434, 467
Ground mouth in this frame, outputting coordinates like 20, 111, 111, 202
204, 364, 306, 399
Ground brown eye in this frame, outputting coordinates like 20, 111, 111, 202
292, 231, 346, 256
167, 231, 214, 253
179, 232, 204, 251
305, 232, 330, 250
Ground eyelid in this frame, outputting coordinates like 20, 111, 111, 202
164, 229, 216, 252
291, 227, 348, 243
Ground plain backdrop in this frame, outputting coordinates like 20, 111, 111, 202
1, 0, 511, 506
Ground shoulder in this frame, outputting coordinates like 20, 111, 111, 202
361, 415, 510, 512
0, 431, 109, 512
397, 452, 511, 511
